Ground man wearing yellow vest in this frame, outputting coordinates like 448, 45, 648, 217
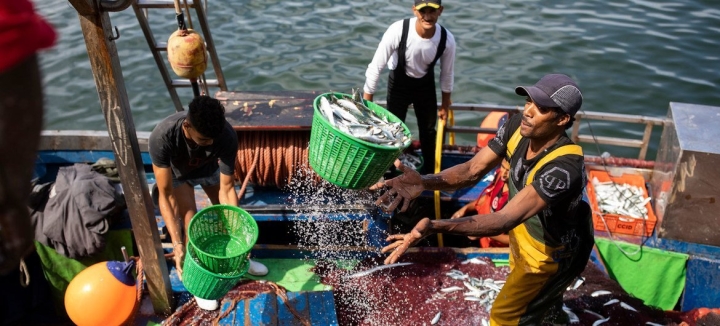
376, 74, 593, 325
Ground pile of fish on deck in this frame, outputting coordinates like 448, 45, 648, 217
317, 90, 411, 148
434, 261, 661, 326
591, 177, 650, 219
429, 258, 504, 326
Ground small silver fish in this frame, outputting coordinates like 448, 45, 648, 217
483, 283, 502, 292
591, 290, 612, 297
344, 262, 413, 279
620, 302, 638, 312
463, 281, 481, 293
567, 276, 585, 290
562, 305, 580, 324
319, 97, 336, 126
330, 103, 357, 123
461, 257, 488, 265
603, 299, 619, 306
440, 286, 463, 293
464, 291, 481, 297
592, 317, 610, 326
431, 312, 441, 325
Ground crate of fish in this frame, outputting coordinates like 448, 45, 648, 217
309, 91, 411, 189
586, 170, 657, 236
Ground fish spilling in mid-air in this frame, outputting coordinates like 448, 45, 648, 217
318, 89, 411, 148
343, 262, 413, 279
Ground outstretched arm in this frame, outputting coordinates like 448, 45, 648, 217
376, 146, 503, 212
382, 183, 548, 264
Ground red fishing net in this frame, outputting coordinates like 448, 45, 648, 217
317, 248, 686, 326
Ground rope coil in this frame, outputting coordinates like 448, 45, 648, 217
235, 131, 314, 197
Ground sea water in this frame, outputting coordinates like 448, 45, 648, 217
36, 0, 720, 159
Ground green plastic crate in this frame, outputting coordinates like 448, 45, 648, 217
308, 92, 411, 189
188, 205, 258, 273
182, 244, 249, 300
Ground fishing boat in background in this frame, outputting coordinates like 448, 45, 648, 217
6, 0, 720, 325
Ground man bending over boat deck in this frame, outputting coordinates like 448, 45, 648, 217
376, 74, 594, 325
363, 0, 456, 174
149, 96, 268, 279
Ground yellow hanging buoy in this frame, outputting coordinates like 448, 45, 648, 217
167, 29, 207, 79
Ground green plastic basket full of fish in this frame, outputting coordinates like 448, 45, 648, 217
309, 91, 412, 189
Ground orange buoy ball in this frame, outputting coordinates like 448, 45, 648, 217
64, 260, 137, 326
167, 29, 207, 79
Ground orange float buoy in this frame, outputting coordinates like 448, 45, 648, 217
64, 260, 137, 326
477, 111, 509, 147
167, 29, 207, 79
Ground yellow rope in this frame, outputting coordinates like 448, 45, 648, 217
433, 118, 445, 247
448, 110, 455, 145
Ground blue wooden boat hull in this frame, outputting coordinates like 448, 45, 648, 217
28, 144, 720, 324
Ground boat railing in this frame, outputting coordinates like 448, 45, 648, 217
375, 101, 669, 161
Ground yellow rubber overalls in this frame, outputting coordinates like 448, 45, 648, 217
490, 128, 594, 326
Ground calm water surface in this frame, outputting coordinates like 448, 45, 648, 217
36, 0, 720, 159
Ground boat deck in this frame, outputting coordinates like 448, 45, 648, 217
136, 262, 340, 326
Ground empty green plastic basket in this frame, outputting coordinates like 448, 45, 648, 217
187, 205, 258, 273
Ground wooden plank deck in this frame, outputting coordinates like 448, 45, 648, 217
216, 90, 320, 131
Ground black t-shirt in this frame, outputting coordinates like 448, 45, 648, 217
487, 114, 587, 244
149, 111, 238, 181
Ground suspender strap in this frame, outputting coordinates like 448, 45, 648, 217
398, 18, 410, 63
506, 127, 523, 158
430, 26, 447, 67
505, 127, 583, 185
526, 145, 583, 185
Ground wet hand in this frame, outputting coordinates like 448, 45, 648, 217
173, 242, 185, 281
375, 160, 424, 212
381, 218, 432, 264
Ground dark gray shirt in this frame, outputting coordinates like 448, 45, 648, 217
487, 114, 587, 246
149, 111, 237, 181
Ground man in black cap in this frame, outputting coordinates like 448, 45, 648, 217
376, 74, 593, 325
363, 0, 456, 174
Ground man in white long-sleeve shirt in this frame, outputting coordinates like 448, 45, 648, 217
363, 0, 456, 174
